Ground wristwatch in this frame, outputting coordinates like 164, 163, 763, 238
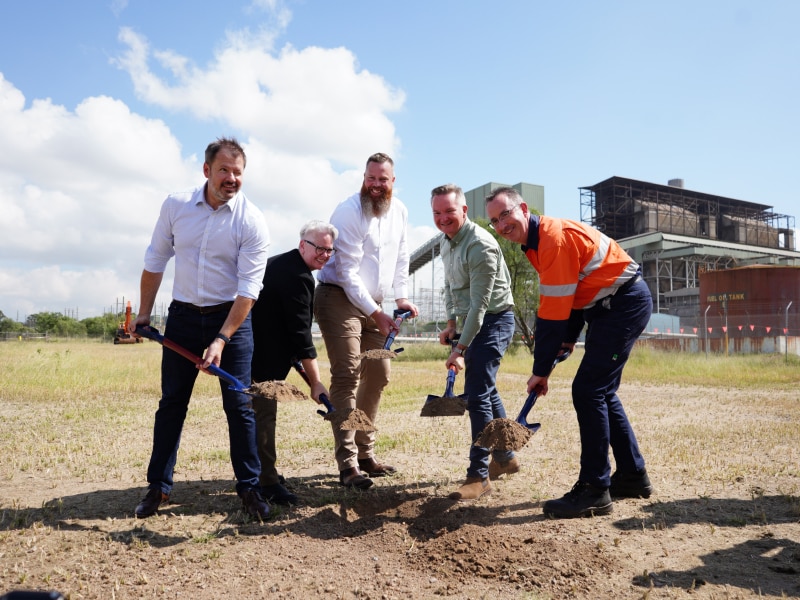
453, 345, 465, 355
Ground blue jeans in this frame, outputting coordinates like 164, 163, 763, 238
573, 278, 652, 488
146, 302, 261, 495
464, 310, 516, 479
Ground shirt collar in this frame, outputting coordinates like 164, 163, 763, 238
522, 214, 540, 252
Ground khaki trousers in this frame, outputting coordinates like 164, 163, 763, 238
313, 284, 390, 471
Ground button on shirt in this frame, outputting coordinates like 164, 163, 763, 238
317, 192, 410, 316
440, 218, 514, 347
144, 185, 270, 305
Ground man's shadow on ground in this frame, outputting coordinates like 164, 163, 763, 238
613, 494, 800, 597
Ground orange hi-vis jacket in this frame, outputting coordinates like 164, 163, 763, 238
525, 216, 640, 321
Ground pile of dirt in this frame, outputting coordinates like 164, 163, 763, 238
325, 407, 376, 431
420, 396, 467, 417
248, 380, 309, 401
474, 418, 533, 451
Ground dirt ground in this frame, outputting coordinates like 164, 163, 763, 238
1, 381, 799, 599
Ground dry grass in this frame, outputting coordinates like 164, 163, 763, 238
0, 339, 799, 599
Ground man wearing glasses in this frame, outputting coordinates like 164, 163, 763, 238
250, 220, 337, 505
485, 187, 653, 518
314, 152, 419, 489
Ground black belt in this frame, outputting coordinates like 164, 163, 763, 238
318, 282, 344, 290
617, 274, 642, 295
171, 300, 233, 314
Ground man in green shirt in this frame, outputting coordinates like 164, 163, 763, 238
432, 184, 518, 500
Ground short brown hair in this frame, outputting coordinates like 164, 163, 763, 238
205, 137, 247, 168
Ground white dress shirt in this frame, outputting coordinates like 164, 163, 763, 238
144, 184, 270, 305
317, 192, 410, 316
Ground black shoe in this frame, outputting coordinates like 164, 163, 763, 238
610, 469, 653, 498
357, 457, 397, 477
240, 489, 270, 519
135, 488, 169, 518
543, 481, 613, 518
339, 467, 373, 490
261, 482, 299, 506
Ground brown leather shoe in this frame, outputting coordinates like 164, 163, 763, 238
489, 456, 520, 480
357, 457, 397, 477
449, 477, 492, 500
135, 488, 169, 518
339, 467, 373, 490
240, 489, 270, 520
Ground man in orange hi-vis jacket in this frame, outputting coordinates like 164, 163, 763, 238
486, 187, 653, 519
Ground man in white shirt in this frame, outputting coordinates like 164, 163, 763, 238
314, 152, 419, 489
131, 137, 271, 520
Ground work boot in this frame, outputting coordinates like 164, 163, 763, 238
449, 477, 491, 500
543, 481, 613, 518
488, 456, 520, 480
135, 488, 169, 518
358, 457, 397, 477
610, 469, 653, 498
239, 489, 270, 520
339, 467, 373, 490
261, 481, 299, 506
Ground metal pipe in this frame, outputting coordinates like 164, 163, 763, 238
785, 301, 793, 362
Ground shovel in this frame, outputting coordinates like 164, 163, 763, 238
290, 360, 376, 432
420, 365, 468, 417
134, 325, 263, 397
360, 309, 412, 360
473, 350, 571, 452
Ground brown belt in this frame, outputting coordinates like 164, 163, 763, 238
318, 282, 344, 290
171, 300, 234, 314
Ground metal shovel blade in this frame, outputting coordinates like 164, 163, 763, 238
360, 309, 412, 360
420, 366, 467, 417
291, 360, 376, 432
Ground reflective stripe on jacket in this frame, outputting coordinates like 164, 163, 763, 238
525, 216, 639, 321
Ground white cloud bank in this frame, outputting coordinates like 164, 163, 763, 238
0, 17, 436, 320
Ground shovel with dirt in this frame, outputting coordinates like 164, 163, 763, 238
290, 360, 376, 432
420, 365, 468, 417
473, 350, 571, 452
359, 309, 412, 360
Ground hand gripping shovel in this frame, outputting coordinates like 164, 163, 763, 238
420, 365, 468, 417
474, 350, 571, 452
134, 325, 263, 398
290, 360, 375, 432
360, 309, 413, 360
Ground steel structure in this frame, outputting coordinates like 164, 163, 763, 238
579, 176, 800, 316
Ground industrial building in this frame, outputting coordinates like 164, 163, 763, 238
579, 176, 800, 324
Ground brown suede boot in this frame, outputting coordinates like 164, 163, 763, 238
488, 456, 520, 480
449, 477, 491, 500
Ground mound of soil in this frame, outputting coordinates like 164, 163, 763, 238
474, 418, 533, 451
249, 380, 309, 401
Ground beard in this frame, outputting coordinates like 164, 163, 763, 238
360, 184, 392, 218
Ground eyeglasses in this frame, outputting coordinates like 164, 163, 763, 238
303, 239, 336, 256
489, 205, 519, 230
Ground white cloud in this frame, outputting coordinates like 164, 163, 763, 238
0, 19, 415, 320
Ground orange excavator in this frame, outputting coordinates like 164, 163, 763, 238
114, 301, 141, 344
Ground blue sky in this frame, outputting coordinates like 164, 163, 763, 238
1, 0, 798, 320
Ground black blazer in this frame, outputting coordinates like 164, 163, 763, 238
251, 249, 317, 382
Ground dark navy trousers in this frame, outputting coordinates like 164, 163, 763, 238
146, 302, 261, 495
574, 278, 652, 488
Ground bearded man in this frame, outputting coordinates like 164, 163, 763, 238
314, 152, 419, 489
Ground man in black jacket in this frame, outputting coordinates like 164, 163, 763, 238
251, 220, 337, 504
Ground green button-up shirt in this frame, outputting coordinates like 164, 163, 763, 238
440, 218, 514, 347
